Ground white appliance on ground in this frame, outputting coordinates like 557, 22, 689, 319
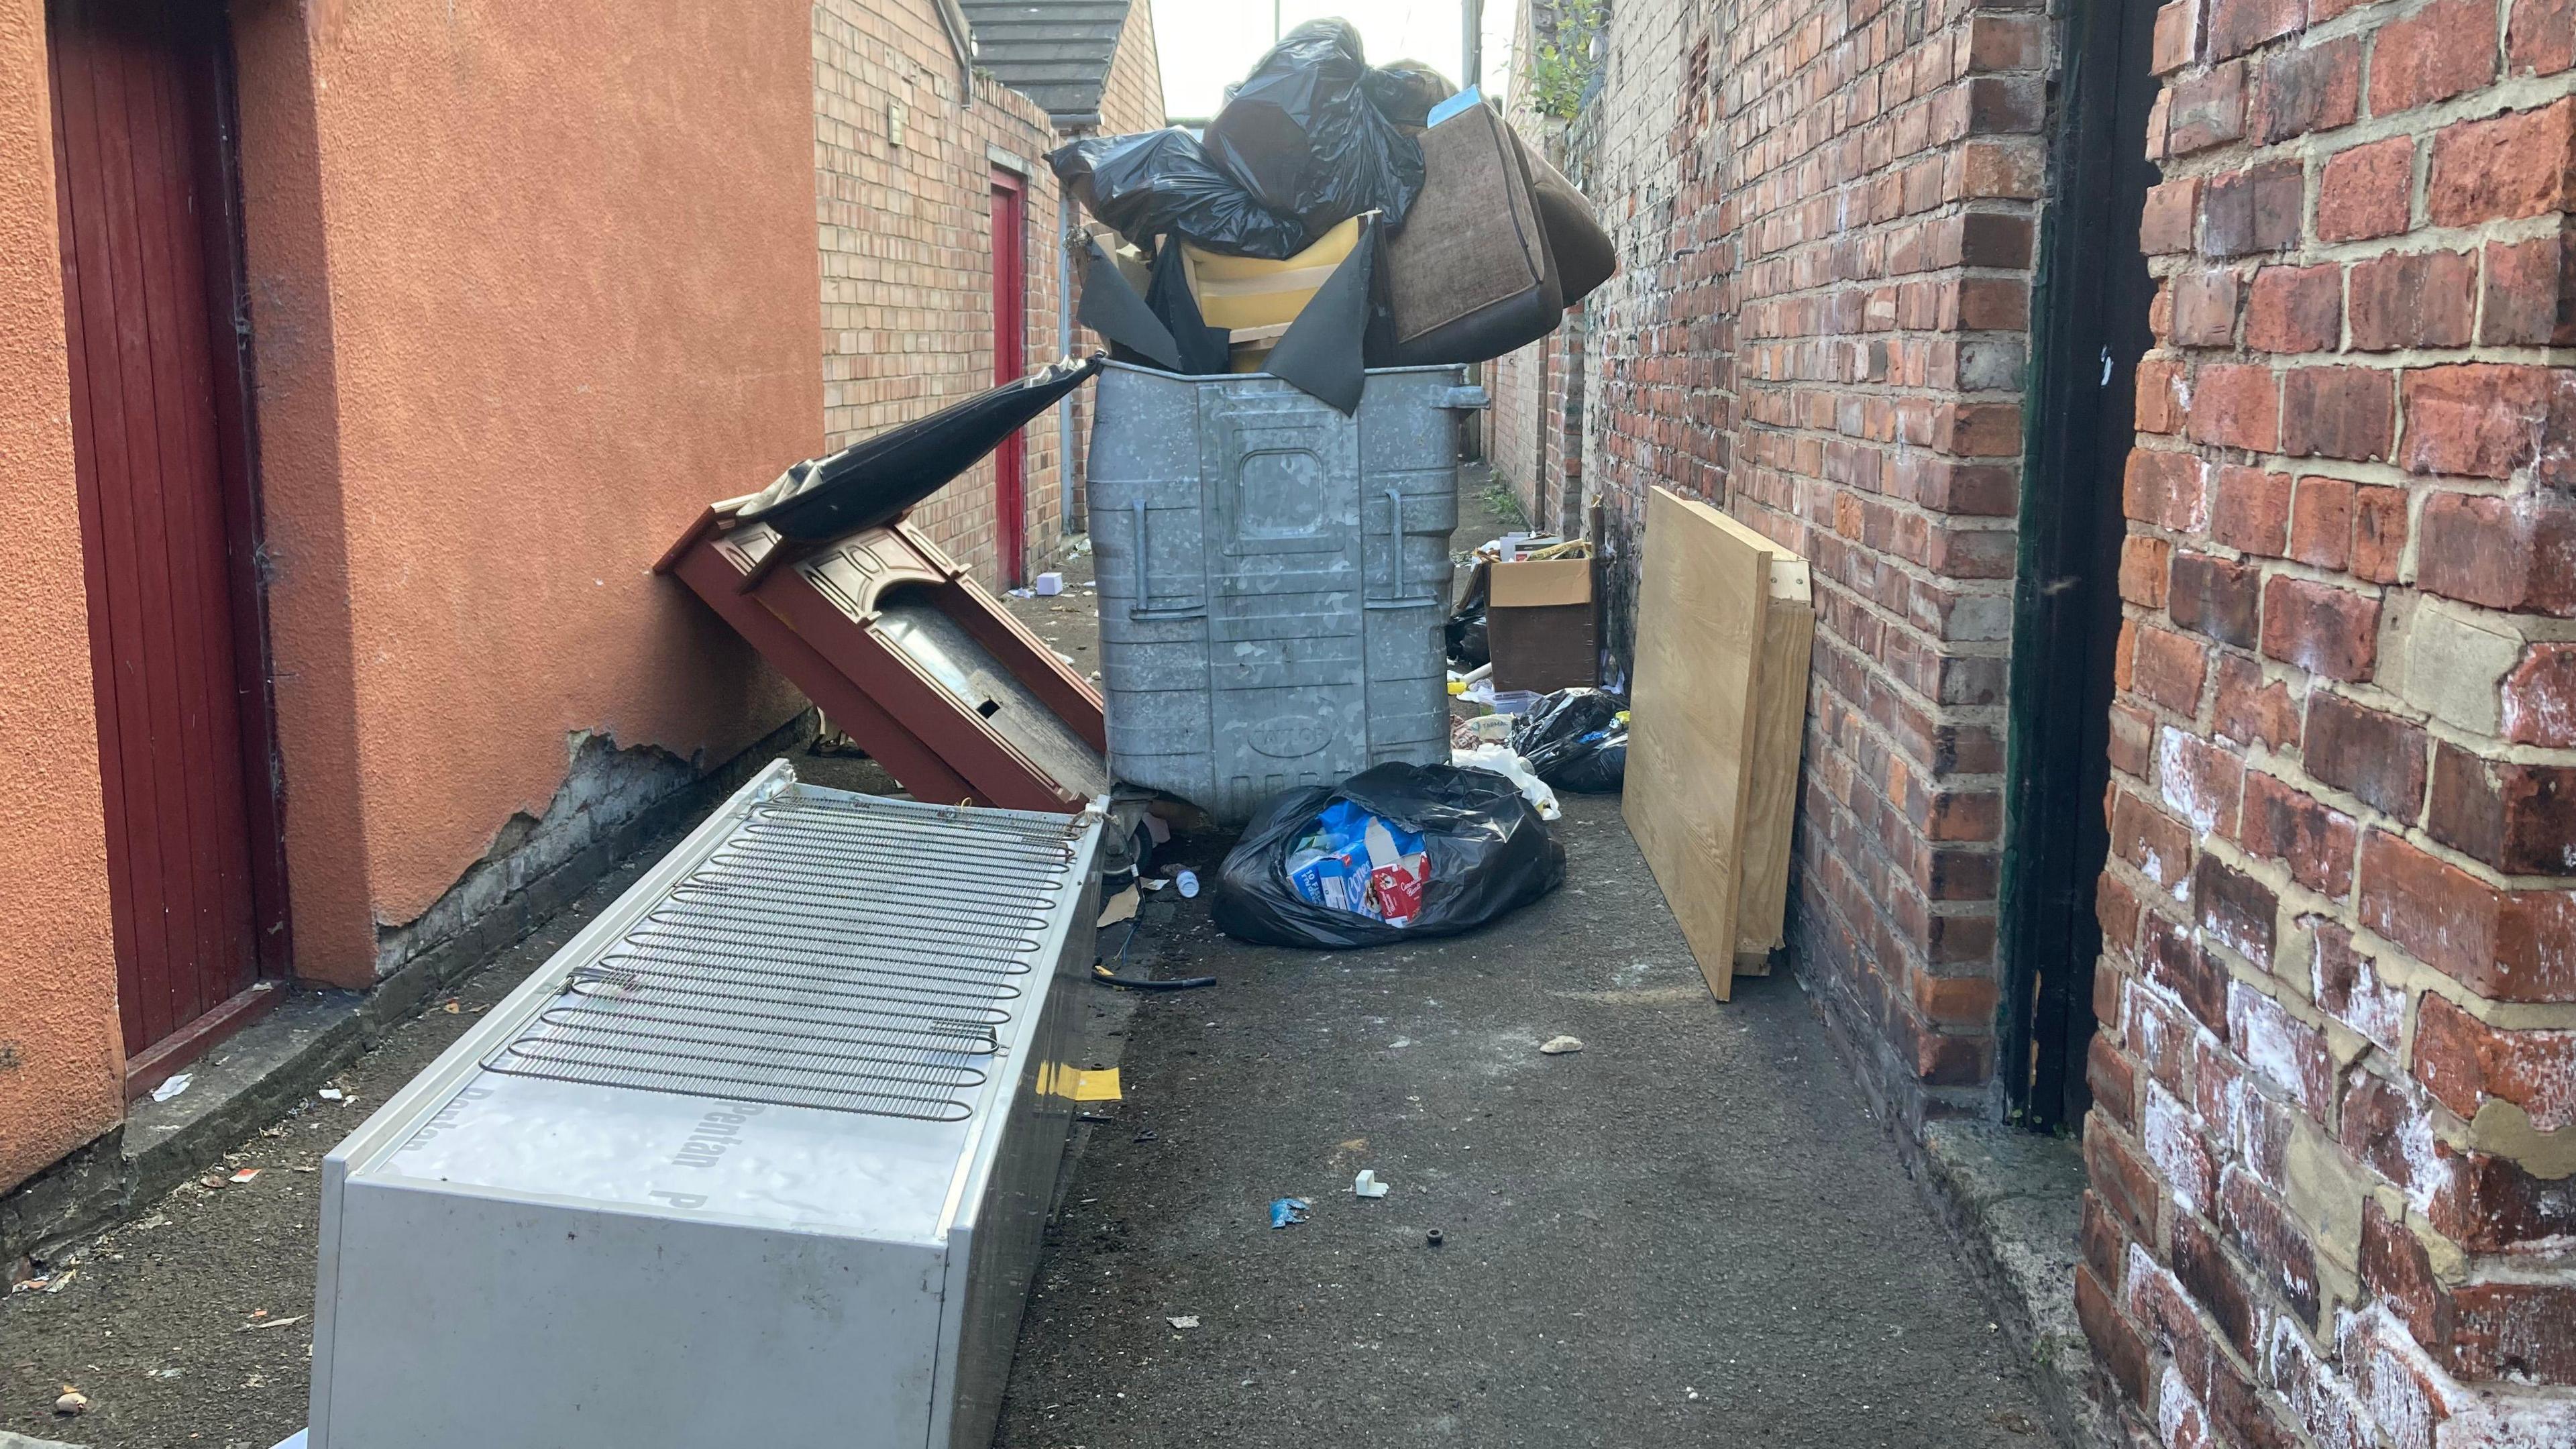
286, 761, 1104, 1449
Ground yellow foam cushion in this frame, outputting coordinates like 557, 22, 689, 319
1183, 217, 1363, 331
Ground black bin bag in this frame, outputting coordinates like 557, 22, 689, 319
1213, 763, 1565, 949
1049, 129, 1311, 260
1202, 19, 1429, 236
1509, 688, 1629, 794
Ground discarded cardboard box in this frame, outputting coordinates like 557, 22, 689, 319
1487, 556, 1597, 692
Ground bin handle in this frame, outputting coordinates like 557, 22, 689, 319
1132, 500, 1154, 615
1128, 499, 1206, 622
1368, 487, 1437, 610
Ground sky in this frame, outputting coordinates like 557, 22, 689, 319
1153, 1, 1520, 120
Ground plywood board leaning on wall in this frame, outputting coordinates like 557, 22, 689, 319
1728, 541, 1815, 979
1623, 487, 1815, 1002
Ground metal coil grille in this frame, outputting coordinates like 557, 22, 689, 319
480, 796, 1083, 1121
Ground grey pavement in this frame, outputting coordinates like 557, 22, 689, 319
987, 791, 2053, 1448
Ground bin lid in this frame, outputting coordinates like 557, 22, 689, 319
739, 354, 1105, 542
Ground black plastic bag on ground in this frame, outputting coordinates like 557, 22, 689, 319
1510, 688, 1629, 794
1203, 19, 1430, 235
1213, 763, 1564, 949
1446, 557, 1490, 667
1050, 129, 1311, 260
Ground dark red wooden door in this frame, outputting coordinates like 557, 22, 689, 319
50, 0, 288, 1077
989, 170, 1028, 586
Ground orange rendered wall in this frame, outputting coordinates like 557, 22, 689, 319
0, 0, 127, 1191
233, 0, 820, 985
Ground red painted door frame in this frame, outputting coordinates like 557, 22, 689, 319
989, 168, 1028, 586
50, 0, 292, 1095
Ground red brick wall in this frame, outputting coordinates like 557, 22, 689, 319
1579, 0, 2047, 1117
814, 0, 1068, 586
2082, 0, 2576, 1440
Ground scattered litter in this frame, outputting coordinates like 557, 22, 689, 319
228, 1168, 262, 1185
1171, 868, 1200, 898
1269, 1197, 1312, 1228
1540, 1034, 1584, 1055
1053, 649, 1077, 665
10, 1276, 46, 1295
1072, 1068, 1122, 1103
1389, 1036, 1413, 1049
1097, 885, 1141, 928
54, 1388, 89, 1416
317, 1088, 345, 1102
149, 1073, 192, 1103
1034, 572, 1065, 596
1426, 1228, 1444, 1247
1352, 1170, 1390, 1199
1282, 800, 1430, 926
1167, 1315, 1201, 1330
1134, 1128, 1159, 1142
1006, 587, 1036, 598
441, 998, 462, 1014
1138, 877, 1169, 892
44, 1269, 76, 1293
1093, 961, 1218, 991
1075, 1112, 1119, 1124
1451, 743, 1561, 820
148, 1367, 182, 1380
1686, 1387, 1703, 1401
239, 1313, 307, 1332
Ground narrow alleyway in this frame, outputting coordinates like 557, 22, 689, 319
1, 482, 2051, 1449
981, 480, 2050, 1447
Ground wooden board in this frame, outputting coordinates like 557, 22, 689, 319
1729, 551, 1815, 976
1623, 488, 1774, 1002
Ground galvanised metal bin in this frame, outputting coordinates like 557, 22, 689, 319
1086, 362, 1481, 824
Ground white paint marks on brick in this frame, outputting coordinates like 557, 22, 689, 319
2157, 1366, 2212, 1449
2312, 934, 2404, 1056
2228, 981, 2324, 1117
2265, 1316, 2377, 1449
2145, 1080, 2215, 1216
2375, 1077, 2451, 1216
2498, 1025, 2576, 1132
2502, 649, 2576, 749
2200, 879, 2273, 976
2125, 1239, 2160, 1305
2158, 727, 2231, 835
2338, 1305, 2463, 1449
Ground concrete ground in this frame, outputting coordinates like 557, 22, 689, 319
0, 476, 2053, 1447
988, 794, 2051, 1448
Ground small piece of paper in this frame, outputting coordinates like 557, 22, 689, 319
1097, 886, 1140, 928
150, 1074, 192, 1103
